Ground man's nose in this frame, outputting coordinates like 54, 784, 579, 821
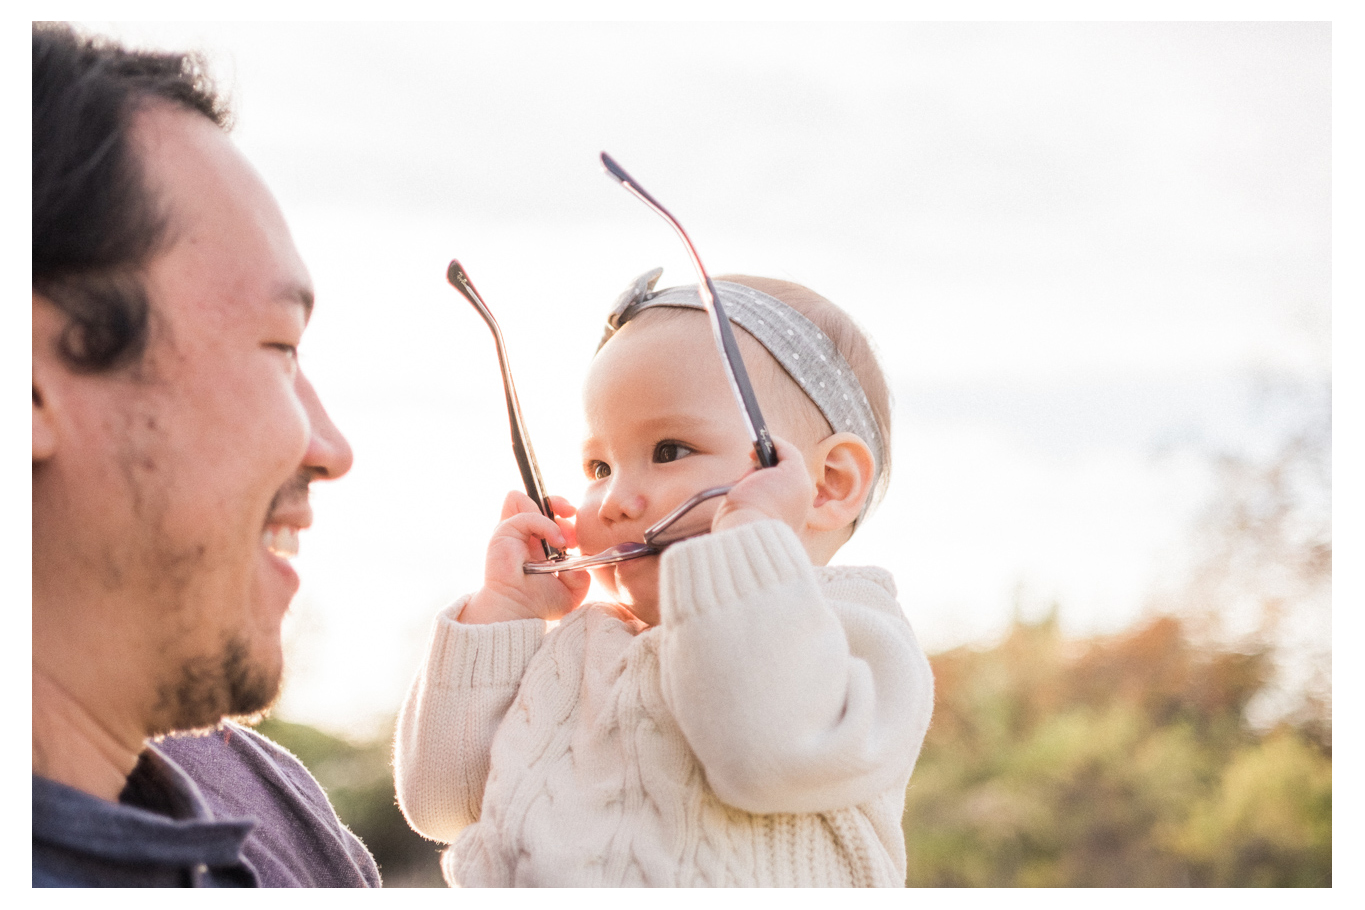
297, 370, 353, 480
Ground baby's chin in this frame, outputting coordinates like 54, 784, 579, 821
594, 557, 661, 627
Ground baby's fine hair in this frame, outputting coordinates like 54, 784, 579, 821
716, 274, 894, 516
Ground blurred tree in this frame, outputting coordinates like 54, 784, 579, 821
901, 374, 1331, 887
1177, 377, 1331, 741
903, 613, 1331, 886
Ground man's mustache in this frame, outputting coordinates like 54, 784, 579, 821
266, 469, 316, 517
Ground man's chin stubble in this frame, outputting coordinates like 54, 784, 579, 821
153, 636, 280, 734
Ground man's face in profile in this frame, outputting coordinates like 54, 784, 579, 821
37, 103, 352, 731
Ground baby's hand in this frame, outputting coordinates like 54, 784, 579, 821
461, 492, 591, 625
712, 436, 812, 536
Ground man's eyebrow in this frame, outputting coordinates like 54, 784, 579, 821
280, 284, 315, 322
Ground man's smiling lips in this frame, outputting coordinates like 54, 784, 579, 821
263, 470, 314, 559
261, 502, 309, 602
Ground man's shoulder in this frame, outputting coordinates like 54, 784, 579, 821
156, 723, 382, 887
157, 722, 320, 799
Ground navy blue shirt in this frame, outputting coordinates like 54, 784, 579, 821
33, 746, 257, 887
33, 723, 381, 888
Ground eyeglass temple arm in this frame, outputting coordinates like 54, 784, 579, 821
447, 259, 565, 560
599, 153, 778, 469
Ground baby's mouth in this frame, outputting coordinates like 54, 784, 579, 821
263, 525, 300, 558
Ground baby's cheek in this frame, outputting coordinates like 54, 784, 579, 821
573, 512, 605, 555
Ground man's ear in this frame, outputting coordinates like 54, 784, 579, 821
33, 294, 63, 463
806, 432, 875, 533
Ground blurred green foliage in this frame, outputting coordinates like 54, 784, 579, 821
903, 612, 1331, 886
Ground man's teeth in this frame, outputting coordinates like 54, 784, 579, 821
264, 526, 300, 558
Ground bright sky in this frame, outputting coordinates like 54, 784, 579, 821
71, 20, 1333, 740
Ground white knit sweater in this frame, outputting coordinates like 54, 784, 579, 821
395, 520, 934, 887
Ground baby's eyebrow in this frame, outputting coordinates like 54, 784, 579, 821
634, 414, 714, 436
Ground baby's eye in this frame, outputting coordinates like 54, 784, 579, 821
585, 460, 611, 480
653, 441, 694, 464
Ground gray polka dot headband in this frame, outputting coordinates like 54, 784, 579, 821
599, 268, 885, 523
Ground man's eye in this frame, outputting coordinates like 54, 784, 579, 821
267, 343, 298, 361
586, 461, 611, 480
654, 442, 693, 464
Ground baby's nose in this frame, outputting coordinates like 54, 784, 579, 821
599, 477, 646, 524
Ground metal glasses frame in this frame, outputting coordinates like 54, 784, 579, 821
449, 153, 777, 574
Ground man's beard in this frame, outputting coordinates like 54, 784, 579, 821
154, 636, 281, 733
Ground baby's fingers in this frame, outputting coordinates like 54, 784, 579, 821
718, 435, 813, 533
554, 514, 579, 550
498, 489, 549, 521
769, 435, 805, 467
740, 435, 805, 480
547, 495, 577, 518
490, 510, 567, 552
544, 496, 581, 548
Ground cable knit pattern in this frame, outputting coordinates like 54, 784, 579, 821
395, 601, 546, 843
394, 520, 934, 887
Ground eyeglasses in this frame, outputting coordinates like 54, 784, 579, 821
521, 483, 740, 573
598, 152, 777, 471
450, 153, 775, 575
446, 259, 564, 562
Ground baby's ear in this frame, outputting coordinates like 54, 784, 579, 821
806, 432, 875, 534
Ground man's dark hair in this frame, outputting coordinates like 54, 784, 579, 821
32, 23, 231, 372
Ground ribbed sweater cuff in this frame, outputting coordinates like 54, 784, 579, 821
428, 597, 546, 690
660, 519, 813, 626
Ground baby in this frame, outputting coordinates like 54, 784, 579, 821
395, 271, 934, 887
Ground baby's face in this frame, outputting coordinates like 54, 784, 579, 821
576, 312, 763, 626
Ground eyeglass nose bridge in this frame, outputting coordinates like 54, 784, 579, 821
521, 482, 736, 575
